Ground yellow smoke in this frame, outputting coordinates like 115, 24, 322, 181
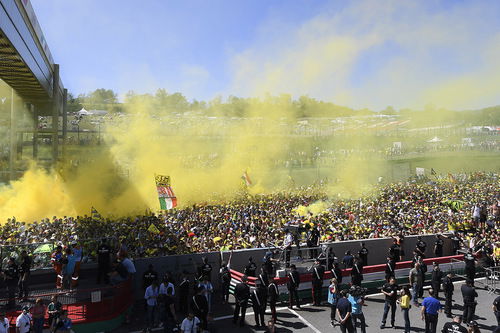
293, 201, 329, 217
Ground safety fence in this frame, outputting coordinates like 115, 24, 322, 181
0, 237, 118, 270
2, 278, 133, 331
485, 266, 500, 294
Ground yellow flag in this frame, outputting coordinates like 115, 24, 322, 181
148, 224, 160, 234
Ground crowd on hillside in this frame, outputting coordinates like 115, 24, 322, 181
0, 173, 498, 263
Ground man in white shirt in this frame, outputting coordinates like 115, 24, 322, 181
0, 311, 9, 333
16, 306, 31, 333
120, 255, 136, 275
180, 312, 200, 333
144, 280, 159, 330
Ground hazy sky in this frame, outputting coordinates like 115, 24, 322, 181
32, 0, 500, 110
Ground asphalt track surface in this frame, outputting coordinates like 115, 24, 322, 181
126, 278, 498, 333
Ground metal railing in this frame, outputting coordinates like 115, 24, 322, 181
0, 237, 118, 270
485, 266, 500, 294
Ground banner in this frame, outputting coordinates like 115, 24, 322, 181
148, 224, 160, 234
241, 170, 252, 186
155, 174, 177, 210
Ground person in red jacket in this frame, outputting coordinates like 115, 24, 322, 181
51, 245, 63, 289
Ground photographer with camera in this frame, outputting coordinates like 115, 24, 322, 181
348, 286, 367, 333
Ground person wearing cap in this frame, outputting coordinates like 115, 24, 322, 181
287, 264, 301, 309
441, 315, 467, 333
442, 272, 455, 317
233, 275, 250, 327
0, 310, 9, 333
467, 320, 481, 333
16, 305, 31, 333
310, 258, 325, 306
420, 289, 442, 333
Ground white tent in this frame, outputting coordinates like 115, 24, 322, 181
77, 108, 90, 116
427, 136, 443, 143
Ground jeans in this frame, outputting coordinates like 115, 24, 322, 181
147, 304, 157, 328
330, 303, 337, 323
381, 300, 396, 326
402, 308, 410, 333
412, 283, 421, 304
33, 317, 44, 333
424, 313, 438, 333
351, 313, 366, 333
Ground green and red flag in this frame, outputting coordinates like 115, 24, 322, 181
155, 174, 177, 210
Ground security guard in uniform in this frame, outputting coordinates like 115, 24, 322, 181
331, 262, 343, 285
251, 280, 267, 328
310, 259, 325, 306
287, 264, 301, 309
442, 272, 454, 317
351, 256, 363, 286
461, 279, 478, 325
233, 275, 250, 327
358, 242, 369, 266
431, 263, 443, 298
198, 257, 212, 282
244, 257, 257, 277
268, 279, 279, 322
385, 256, 396, 282
434, 235, 444, 257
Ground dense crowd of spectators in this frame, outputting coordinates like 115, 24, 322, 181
0, 173, 498, 262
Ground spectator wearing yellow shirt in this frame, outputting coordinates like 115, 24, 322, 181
398, 286, 411, 333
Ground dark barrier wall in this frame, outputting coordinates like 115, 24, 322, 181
130, 233, 452, 297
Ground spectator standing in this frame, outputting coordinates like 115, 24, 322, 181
434, 235, 444, 257
464, 249, 476, 283
18, 250, 31, 300
71, 241, 83, 288
342, 251, 354, 269
219, 261, 231, 304
380, 277, 398, 329
4, 257, 19, 308
162, 286, 177, 332
398, 286, 411, 333
180, 312, 200, 333
15, 306, 31, 333
421, 289, 442, 333
53, 309, 72, 333
409, 262, 423, 306
198, 277, 213, 312
31, 298, 45, 333
233, 275, 250, 327
389, 239, 401, 263
47, 295, 62, 330
142, 264, 158, 291
144, 279, 159, 330
51, 246, 63, 289
348, 287, 366, 333
62, 248, 76, 290
287, 264, 301, 309
96, 238, 111, 284
336, 289, 354, 333
461, 279, 478, 325
0, 310, 9, 333
328, 278, 339, 327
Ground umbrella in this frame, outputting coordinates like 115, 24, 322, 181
34, 243, 53, 254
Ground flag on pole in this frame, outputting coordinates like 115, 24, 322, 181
147, 224, 160, 234
431, 168, 437, 176
91, 206, 102, 221
155, 174, 177, 209
241, 170, 252, 186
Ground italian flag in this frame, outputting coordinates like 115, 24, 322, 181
156, 184, 177, 209
159, 195, 177, 210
